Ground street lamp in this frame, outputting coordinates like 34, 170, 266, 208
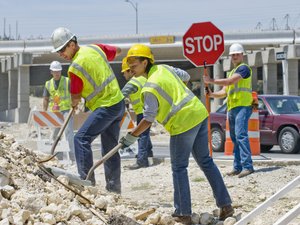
125, 0, 138, 34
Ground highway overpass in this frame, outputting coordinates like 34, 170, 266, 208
0, 29, 300, 122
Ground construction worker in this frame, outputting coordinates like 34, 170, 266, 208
43, 61, 75, 161
119, 44, 233, 223
121, 57, 154, 169
121, 57, 191, 169
51, 27, 125, 193
203, 43, 254, 178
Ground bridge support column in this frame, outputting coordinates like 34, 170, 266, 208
263, 63, 277, 94
15, 64, 31, 123
8, 69, 18, 110
285, 59, 299, 95
186, 67, 204, 103
262, 49, 278, 94
0, 71, 8, 112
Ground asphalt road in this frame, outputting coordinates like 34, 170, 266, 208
92, 142, 300, 161
148, 145, 300, 161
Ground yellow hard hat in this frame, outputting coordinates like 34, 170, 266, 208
121, 57, 130, 73
127, 44, 154, 64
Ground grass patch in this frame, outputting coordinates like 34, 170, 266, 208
131, 182, 154, 191
192, 177, 206, 182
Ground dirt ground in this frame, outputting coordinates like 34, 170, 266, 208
0, 97, 299, 224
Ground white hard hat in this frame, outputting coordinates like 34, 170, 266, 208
51, 27, 75, 53
229, 43, 244, 55
50, 61, 62, 71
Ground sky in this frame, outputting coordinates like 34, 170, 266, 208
1, 0, 300, 40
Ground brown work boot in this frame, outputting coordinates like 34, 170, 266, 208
226, 170, 241, 176
238, 169, 254, 178
219, 205, 234, 221
171, 214, 192, 225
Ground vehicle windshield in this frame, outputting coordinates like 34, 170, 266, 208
265, 97, 300, 114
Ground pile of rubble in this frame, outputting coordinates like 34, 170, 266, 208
0, 131, 238, 225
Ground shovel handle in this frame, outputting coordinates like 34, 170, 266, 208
50, 107, 75, 155
86, 143, 123, 181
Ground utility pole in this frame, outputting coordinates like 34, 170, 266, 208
9, 24, 11, 39
284, 14, 290, 30
271, 18, 278, 31
16, 21, 18, 40
255, 22, 262, 30
3, 18, 7, 39
125, 0, 138, 34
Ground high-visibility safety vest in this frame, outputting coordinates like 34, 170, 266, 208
141, 65, 208, 136
226, 63, 252, 111
45, 76, 71, 112
128, 76, 147, 115
68, 45, 123, 111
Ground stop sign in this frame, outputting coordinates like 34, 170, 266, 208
183, 22, 224, 67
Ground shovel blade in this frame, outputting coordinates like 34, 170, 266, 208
47, 166, 93, 186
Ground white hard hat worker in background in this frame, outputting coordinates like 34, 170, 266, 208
51, 27, 124, 193
203, 42, 254, 179
49, 61, 63, 81
118, 44, 233, 223
43, 60, 75, 161
229, 43, 244, 55
50, 60, 63, 71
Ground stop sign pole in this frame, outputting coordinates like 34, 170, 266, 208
183, 22, 224, 157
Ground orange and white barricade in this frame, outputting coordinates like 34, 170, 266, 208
73, 110, 135, 134
119, 110, 135, 135
224, 92, 261, 156
27, 110, 70, 161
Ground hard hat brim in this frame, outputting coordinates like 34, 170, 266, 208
229, 51, 244, 55
51, 34, 75, 53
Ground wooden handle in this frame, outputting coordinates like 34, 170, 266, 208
50, 108, 75, 155
86, 143, 123, 180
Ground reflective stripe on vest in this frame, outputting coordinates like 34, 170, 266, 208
129, 78, 143, 106
227, 63, 252, 96
128, 76, 147, 114
46, 77, 71, 111
69, 45, 116, 102
141, 65, 208, 135
144, 65, 194, 125
227, 63, 252, 110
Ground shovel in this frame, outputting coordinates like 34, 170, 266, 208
45, 143, 123, 187
38, 107, 89, 186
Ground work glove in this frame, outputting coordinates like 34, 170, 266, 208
119, 133, 139, 148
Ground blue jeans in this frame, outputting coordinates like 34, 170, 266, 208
228, 106, 254, 171
136, 113, 153, 166
74, 100, 125, 193
170, 119, 232, 215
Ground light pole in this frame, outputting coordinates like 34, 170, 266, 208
125, 0, 138, 34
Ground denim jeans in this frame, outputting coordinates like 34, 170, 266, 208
170, 119, 232, 215
228, 106, 254, 171
74, 100, 125, 193
52, 110, 75, 160
136, 113, 153, 166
